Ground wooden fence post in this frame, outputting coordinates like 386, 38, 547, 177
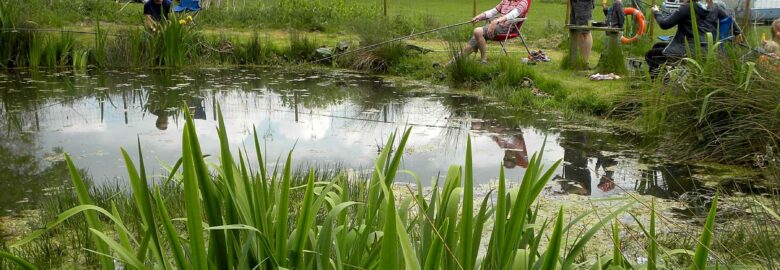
384, 0, 388, 16
473, 0, 477, 18
649, 0, 655, 40
565, 0, 571, 25
743, 0, 752, 30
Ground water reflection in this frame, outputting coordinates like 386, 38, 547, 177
0, 68, 702, 214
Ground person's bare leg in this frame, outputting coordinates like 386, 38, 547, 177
445, 28, 481, 66
581, 32, 593, 65
475, 27, 488, 63
460, 46, 475, 56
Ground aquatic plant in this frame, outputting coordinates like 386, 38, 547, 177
284, 31, 318, 62
92, 20, 107, 67
232, 33, 280, 65
0, 0, 33, 67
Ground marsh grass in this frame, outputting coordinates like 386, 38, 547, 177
284, 31, 319, 62
628, 40, 780, 167
232, 33, 280, 65
340, 18, 416, 73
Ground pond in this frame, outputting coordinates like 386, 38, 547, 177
0, 68, 700, 215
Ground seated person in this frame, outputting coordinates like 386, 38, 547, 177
144, 0, 172, 33
645, 0, 735, 79
453, 0, 529, 65
770, 18, 780, 44
759, 40, 780, 71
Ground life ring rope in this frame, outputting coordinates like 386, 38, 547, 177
621, 7, 646, 44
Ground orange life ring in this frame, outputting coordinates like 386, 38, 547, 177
621, 7, 646, 44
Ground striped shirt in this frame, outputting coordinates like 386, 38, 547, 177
486, 0, 529, 27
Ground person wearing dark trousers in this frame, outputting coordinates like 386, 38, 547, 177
645, 0, 737, 80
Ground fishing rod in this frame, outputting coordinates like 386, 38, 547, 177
0, 28, 126, 37
305, 20, 474, 66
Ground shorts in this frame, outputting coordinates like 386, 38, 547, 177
570, 0, 594, 29
468, 25, 515, 50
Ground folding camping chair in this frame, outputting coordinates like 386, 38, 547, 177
489, 0, 534, 58
174, 0, 201, 13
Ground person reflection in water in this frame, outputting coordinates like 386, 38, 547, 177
153, 109, 170, 130
471, 120, 529, 169
595, 153, 617, 192
146, 90, 207, 131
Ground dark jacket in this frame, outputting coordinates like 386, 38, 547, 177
603, 1, 625, 28
653, 3, 737, 56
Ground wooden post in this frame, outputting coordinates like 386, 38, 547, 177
648, 0, 655, 40
473, 0, 477, 18
743, 0, 752, 30
384, 0, 388, 16
565, 0, 571, 25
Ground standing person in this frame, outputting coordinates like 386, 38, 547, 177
450, 0, 529, 65
570, 0, 595, 65
144, 0, 172, 33
644, 0, 735, 79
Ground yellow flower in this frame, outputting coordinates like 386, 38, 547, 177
187, 15, 193, 22
178, 19, 186, 25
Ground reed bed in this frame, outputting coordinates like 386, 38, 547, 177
0, 106, 731, 269
625, 37, 780, 170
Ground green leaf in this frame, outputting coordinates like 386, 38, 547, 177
12, 204, 135, 249
64, 154, 115, 270
540, 207, 565, 270
181, 121, 209, 270
459, 135, 474, 270
89, 229, 146, 270
691, 192, 718, 270
0, 251, 38, 270
563, 202, 636, 268
275, 151, 294, 267
154, 188, 190, 270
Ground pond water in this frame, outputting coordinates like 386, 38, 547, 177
0, 68, 701, 215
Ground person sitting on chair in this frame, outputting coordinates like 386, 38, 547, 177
452, 0, 529, 65
645, 0, 735, 79
144, 0, 172, 33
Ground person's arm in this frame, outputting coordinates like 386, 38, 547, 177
472, 7, 499, 22
143, 4, 156, 32
654, 4, 688, 30
145, 15, 158, 32
488, 0, 528, 28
